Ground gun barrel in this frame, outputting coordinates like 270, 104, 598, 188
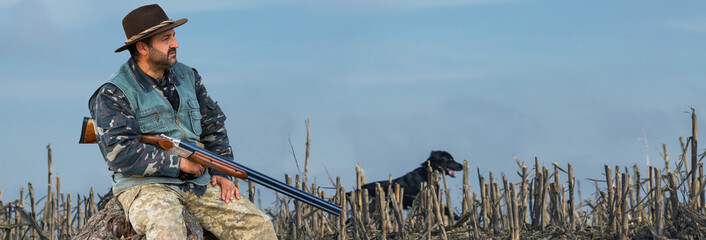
177, 140, 343, 216
80, 117, 342, 216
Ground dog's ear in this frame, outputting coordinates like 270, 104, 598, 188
428, 151, 442, 162
427, 154, 445, 170
427, 158, 442, 171
429, 150, 443, 160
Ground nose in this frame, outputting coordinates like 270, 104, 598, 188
170, 36, 179, 49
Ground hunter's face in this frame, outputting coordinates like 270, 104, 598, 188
146, 29, 179, 70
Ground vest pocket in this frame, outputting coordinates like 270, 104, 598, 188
187, 100, 203, 136
136, 107, 167, 134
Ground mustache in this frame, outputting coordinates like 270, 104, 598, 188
168, 48, 177, 55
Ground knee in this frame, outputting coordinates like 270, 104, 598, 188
127, 200, 187, 236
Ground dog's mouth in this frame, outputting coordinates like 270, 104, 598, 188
447, 169, 457, 177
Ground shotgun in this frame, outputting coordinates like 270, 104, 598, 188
79, 117, 342, 216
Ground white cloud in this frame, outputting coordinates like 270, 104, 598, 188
663, 18, 706, 34
0, 0, 509, 30
310, 0, 504, 9
0, 0, 62, 56
340, 69, 488, 85
163, 0, 506, 14
0, 0, 21, 8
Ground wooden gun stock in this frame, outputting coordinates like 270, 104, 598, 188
79, 117, 97, 144
79, 117, 247, 179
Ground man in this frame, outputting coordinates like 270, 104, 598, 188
89, 4, 277, 239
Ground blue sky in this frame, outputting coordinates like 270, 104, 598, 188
1, 0, 706, 208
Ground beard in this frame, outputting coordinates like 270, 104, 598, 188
147, 47, 177, 71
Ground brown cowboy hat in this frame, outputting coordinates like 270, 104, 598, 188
115, 4, 187, 53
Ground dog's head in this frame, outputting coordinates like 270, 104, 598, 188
422, 150, 464, 178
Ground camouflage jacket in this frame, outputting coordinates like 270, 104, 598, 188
89, 59, 233, 195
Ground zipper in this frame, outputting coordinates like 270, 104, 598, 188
175, 113, 187, 140
155, 76, 187, 140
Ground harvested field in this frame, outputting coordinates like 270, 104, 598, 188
2, 111, 706, 239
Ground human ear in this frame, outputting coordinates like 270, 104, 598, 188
136, 41, 149, 56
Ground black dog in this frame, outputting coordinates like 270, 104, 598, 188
359, 150, 463, 210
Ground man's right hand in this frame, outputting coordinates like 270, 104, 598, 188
179, 157, 205, 176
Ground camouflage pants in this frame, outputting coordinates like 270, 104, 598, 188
117, 183, 277, 240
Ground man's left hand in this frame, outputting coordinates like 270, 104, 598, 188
211, 175, 240, 203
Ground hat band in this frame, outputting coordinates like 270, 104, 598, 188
125, 20, 175, 44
